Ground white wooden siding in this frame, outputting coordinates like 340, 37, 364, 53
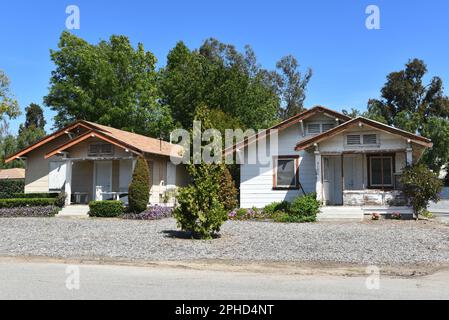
240, 124, 316, 208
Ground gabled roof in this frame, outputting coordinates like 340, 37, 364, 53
0, 168, 25, 180
224, 106, 351, 156
5, 120, 182, 163
295, 117, 433, 151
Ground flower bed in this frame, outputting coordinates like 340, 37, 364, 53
0, 206, 59, 218
123, 206, 173, 220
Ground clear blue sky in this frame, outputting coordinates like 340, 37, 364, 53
1, 0, 449, 134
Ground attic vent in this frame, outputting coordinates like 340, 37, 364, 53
307, 124, 321, 134
89, 143, 114, 156
322, 123, 335, 132
347, 135, 361, 145
363, 134, 378, 145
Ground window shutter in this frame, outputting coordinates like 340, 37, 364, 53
347, 135, 361, 145
363, 134, 378, 145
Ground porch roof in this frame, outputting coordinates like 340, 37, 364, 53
295, 117, 433, 151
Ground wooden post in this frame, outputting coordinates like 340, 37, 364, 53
65, 160, 72, 206
315, 145, 323, 203
341, 153, 344, 205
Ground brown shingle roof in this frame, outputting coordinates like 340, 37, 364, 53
0, 168, 25, 180
5, 120, 182, 163
82, 121, 182, 157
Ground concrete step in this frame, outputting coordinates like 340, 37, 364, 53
318, 207, 364, 222
57, 205, 90, 218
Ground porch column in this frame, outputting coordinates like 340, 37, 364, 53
65, 160, 73, 206
314, 145, 323, 203
406, 140, 413, 166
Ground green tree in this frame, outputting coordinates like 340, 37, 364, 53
17, 103, 46, 150
173, 106, 227, 239
128, 156, 150, 213
21, 103, 46, 131
401, 164, 443, 219
273, 55, 312, 120
219, 166, 238, 211
44, 31, 173, 138
367, 59, 449, 173
160, 39, 308, 131
0, 70, 20, 122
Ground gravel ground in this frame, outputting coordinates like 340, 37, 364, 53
1, 218, 449, 266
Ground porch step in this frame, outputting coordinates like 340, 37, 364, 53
362, 206, 413, 216
56, 205, 90, 218
318, 207, 364, 222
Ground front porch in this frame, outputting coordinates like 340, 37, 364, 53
315, 150, 412, 208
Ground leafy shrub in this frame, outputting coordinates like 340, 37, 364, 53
128, 156, 150, 213
289, 194, 320, 219
219, 167, 238, 211
12, 193, 59, 199
88, 201, 124, 217
123, 206, 173, 220
54, 192, 67, 208
0, 179, 25, 198
0, 206, 59, 218
0, 198, 56, 208
263, 201, 291, 216
174, 164, 227, 239
274, 212, 317, 223
401, 164, 443, 218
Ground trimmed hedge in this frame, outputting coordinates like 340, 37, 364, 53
88, 201, 124, 217
0, 179, 25, 198
0, 198, 56, 208
12, 193, 59, 199
0, 206, 59, 218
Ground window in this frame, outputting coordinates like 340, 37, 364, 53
274, 157, 299, 189
306, 123, 335, 135
346, 134, 379, 146
88, 143, 114, 156
369, 156, 394, 187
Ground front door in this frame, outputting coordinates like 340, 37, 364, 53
322, 156, 343, 205
94, 161, 112, 201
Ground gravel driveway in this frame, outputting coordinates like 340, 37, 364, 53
1, 218, 449, 266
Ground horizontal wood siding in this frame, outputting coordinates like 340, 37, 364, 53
240, 124, 316, 208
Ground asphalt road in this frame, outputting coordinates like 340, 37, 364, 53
0, 261, 448, 300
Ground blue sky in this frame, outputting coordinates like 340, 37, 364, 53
1, 0, 449, 134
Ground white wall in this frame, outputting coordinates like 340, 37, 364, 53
240, 124, 316, 208
239, 119, 412, 209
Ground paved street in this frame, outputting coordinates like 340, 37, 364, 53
1, 260, 449, 300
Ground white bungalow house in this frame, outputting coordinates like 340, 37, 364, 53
226, 106, 433, 220
5, 121, 189, 215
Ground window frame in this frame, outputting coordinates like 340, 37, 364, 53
367, 154, 395, 189
273, 155, 300, 190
